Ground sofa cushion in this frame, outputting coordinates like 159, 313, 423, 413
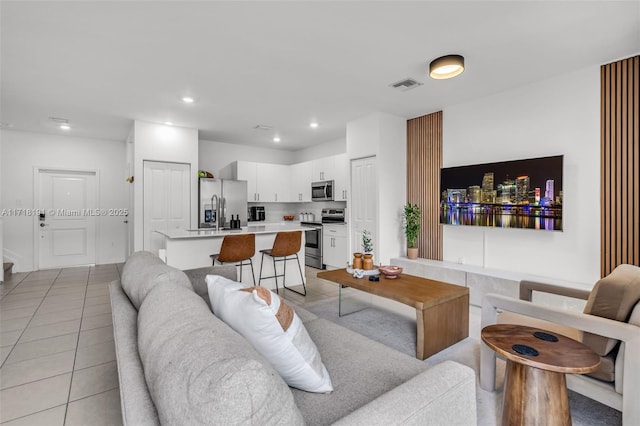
582, 264, 640, 355
137, 281, 304, 426
207, 275, 333, 394
121, 251, 193, 310
291, 318, 428, 425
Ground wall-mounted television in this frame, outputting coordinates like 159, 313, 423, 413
440, 155, 563, 231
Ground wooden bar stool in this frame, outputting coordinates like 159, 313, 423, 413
258, 231, 306, 296
210, 233, 256, 285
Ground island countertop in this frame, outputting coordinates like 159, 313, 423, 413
155, 222, 308, 239
153, 222, 308, 285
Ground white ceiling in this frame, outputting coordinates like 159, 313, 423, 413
1, 1, 639, 150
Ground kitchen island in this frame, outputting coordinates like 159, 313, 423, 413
154, 223, 307, 288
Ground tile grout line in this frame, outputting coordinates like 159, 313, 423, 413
63, 265, 121, 425
63, 267, 91, 426
0, 270, 62, 370
0, 402, 68, 424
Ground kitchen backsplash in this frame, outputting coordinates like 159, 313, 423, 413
248, 201, 346, 222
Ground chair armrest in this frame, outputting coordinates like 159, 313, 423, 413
483, 293, 638, 342
481, 293, 640, 426
332, 361, 477, 426
519, 280, 591, 301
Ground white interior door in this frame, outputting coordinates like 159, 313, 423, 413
350, 156, 377, 254
37, 169, 97, 269
143, 161, 190, 252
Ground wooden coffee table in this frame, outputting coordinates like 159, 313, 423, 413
482, 324, 600, 426
317, 269, 469, 360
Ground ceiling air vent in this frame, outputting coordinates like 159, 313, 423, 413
390, 78, 423, 92
253, 124, 273, 131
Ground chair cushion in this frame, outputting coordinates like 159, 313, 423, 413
582, 264, 640, 356
206, 275, 333, 393
586, 352, 616, 382
121, 251, 193, 310
628, 301, 640, 326
138, 281, 304, 425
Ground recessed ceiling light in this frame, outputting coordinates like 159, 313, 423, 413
273, 136, 281, 143
181, 96, 194, 104
164, 121, 173, 126
309, 122, 319, 129
59, 123, 71, 130
429, 54, 465, 79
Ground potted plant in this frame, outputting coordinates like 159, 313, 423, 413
361, 229, 374, 270
403, 202, 421, 260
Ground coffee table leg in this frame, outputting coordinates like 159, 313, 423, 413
502, 360, 572, 426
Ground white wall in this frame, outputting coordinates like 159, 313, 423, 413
0, 134, 3, 281
442, 65, 600, 284
347, 112, 407, 265
1, 129, 128, 271
133, 121, 199, 252
199, 139, 296, 178
292, 138, 346, 163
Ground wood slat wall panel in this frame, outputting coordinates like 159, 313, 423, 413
407, 111, 443, 260
601, 55, 639, 276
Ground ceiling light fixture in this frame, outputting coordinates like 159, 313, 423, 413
273, 136, 281, 143
164, 121, 173, 126
429, 54, 465, 80
59, 123, 71, 130
181, 96, 194, 104
309, 122, 319, 129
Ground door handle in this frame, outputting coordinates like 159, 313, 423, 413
40, 223, 47, 227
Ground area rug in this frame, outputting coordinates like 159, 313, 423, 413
301, 296, 622, 426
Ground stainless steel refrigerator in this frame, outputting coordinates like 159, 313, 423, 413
198, 179, 248, 228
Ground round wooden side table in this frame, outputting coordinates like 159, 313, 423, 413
481, 324, 600, 426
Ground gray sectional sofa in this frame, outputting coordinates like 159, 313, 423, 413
109, 251, 477, 425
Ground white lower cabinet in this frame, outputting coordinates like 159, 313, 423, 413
323, 225, 348, 269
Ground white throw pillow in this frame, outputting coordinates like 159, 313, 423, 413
206, 275, 333, 393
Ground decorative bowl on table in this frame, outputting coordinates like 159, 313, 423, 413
283, 215, 295, 221
378, 265, 403, 279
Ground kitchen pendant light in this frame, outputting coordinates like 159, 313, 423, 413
429, 55, 465, 79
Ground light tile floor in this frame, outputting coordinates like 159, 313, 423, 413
0, 264, 336, 425
0, 264, 123, 425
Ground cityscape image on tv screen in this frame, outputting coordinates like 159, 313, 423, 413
440, 155, 563, 231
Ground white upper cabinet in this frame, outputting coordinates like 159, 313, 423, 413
333, 153, 349, 201
311, 157, 335, 182
236, 161, 258, 201
234, 161, 290, 202
234, 154, 348, 203
257, 163, 290, 203
290, 161, 312, 202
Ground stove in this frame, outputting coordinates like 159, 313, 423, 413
301, 208, 345, 269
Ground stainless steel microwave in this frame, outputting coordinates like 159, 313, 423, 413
311, 180, 334, 201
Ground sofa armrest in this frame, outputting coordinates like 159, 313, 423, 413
183, 265, 237, 301
332, 361, 476, 426
519, 280, 591, 302
109, 281, 160, 426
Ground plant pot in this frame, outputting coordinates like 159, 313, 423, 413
352, 253, 363, 269
407, 247, 418, 260
363, 253, 374, 270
